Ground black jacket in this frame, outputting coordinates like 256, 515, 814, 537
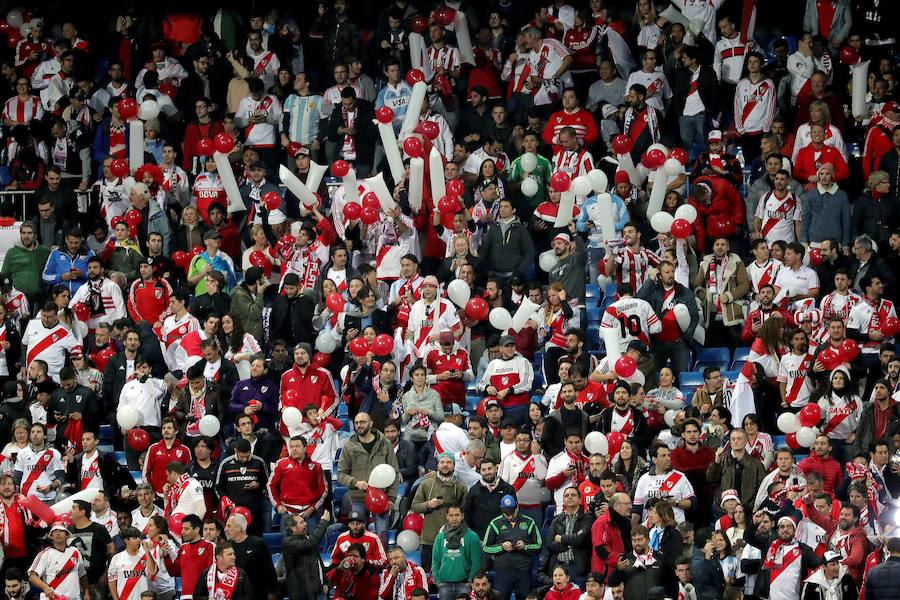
189, 292, 232, 325
268, 293, 316, 350
878, 148, 900, 192
215, 454, 270, 510
192, 566, 254, 600
394, 437, 418, 486
637, 278, 699, 342
852, 191, 900, 245
326, 98, 378, 166
0, 398, 30, 448
282, 518, 329, 600
673, 65, 720, 117
66, 451, 137, 499
173, 381, 229, 430
864, 556, 900, 600
50, 384, 102, 435
848, 255, 897, 299
596, 407, 652, 451
539, 508, 595, 582
464, 478, 517, 539
479, 217, 535, 278
656, 526, 685, 598
232, 535, 277, 600
342, 309, 392, 340
801, 571, 857, 600
102, 353, 136, 415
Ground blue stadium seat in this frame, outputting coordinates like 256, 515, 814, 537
321, 524, 345, 552
694, 347, 730, 370
722, 370, 739, 381
100, 424, 113, 443
388, 529, 397, 545
130, 471, 143, 484
263, 532, 282, 552
320, 552, 332, 568
586, 307, 601, 323
337, 403, 349, 418
772, 435, 786, 448
586, 284, 600, 298
333, 485, 348, 504
678, 372, 704, 389
587, 326, 601, 348
533, 371, 545, 389
600, 296, 615, 311
731, 360, 746, 371
732, 346, 752, 363
466, 395, 480, 412
534, 351, 543, 369
271, 552, 281, 567
113, 451, 126, 466
407, 550, 422, 565
682, 390, 694, 406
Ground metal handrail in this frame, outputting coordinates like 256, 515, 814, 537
0, 189, 37, 222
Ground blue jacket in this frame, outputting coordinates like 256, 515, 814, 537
576, 192, 629, 248
41, 248, 94, 294
229, 376, 279, 430
800, 185, 851, 247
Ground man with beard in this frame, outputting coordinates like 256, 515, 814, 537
597, 382, 651, 452
69, 257, 125, 330
577, 455, 609, 512
331, 510, 388, 568
621, 84, 660, 164
543, 383, 589, 457
799, 435, 844, 494
0, 474, 29, 573
327, 542, 380, 600
192, 542, 254, 600
424, 330, 472, 410
65, 429, 135, 497
467, 416, 500, 465
464, 458, 516, 539
22, 304, 78, 383
802, 498, 868, 583
411, 453, 467, 571
847, 275, 897, 374
745, 515, 822, 600
541, 356, 575, 412
590, 492, 632, 579
269, 436, 327, 533
742, 284, 785, 343
754, 169, 802, 244
604, 223, 661, 294
633, 444, 695, 525
671, 419, 716, 524
637, 260, 698, 378
498, 429, 548, 527
279, 342, 337, 434
546, 431, 590, 514
747, 239, 784, 304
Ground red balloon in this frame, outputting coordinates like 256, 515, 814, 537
191, 245, 204, 256
819, 347, 842, 370
364, 487, 390, 514
349, 336, 370, 357
311, 352, 331, 369
125, 209, 143, 227
372, 333, 394, 356
418, 120, 439, 141
118, 98, 138, 120
375, 106, 395, 124
262, 191, 282, 211
279, 234, 296, 248
707, 215, 735, 238
168, 513, 185, 535
214, 132, 234, 154
465, 297, 489, 321
403, 136, 424, 158
839, 46, 859, 65
615, 356, 637, 378
808, 247, 823, 267
196, 138, 213, 156
642, 148, 666, 169
0, 217, 13, 227
361, 207, 380, 225
550, 171, 571, 193
798, 403, 822, 427
109, 158, 129, 178
18, 495, 56, 526
437, 195, 459, 215
446, 179, 465, 197
606, 431, 625, 456
4, 31, 19, 50
882, 316, 900, 337
0, 22, 9, 35
670, 218, 691, 239
839, 338, 859, 362
611, 134, 633, 155
126, 428, 150, 452
249, 250, 273, 277
668, 148, 689, 165
785, 432, 801, 450
128, 224, 138, 238
172, 250, 189, 268
362, 192, 381, 212
343, 202, 362, 221
406, 69, 425, 86
332, 160, 350, 177
409, 14, 428, 34
230, 505, 252, 526
434, 6, 457, 26
325, 292, 345, 313
402, 513, 424, 535
72, 303, 90, 322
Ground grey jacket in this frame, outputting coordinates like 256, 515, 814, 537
479, 217, 535, 277
800, 185, 851, 246
548, 236, 587, 302
400, 386, 444, 442
146, 201, 173, 254
803, 0, 852, 48
336, 429, 400, 502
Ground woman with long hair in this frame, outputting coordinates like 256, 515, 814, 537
645, 367, 685, 413
52, 285, 87, 342
815, 367, 862, 465
1, 418, 30, 465
633, 0, 661, 49
437, 234, 480, 284
724, 503, 747, 548
791, 99, 847, 166
613, 439, 649, 493
711, 530, 739, 588
221, 314, 262, 365
647, 500, 684, 598
741, 413, 774, 469
530, 283, 575, 361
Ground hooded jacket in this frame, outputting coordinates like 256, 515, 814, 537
801, 564, 857, 600
479, 216, 535, 278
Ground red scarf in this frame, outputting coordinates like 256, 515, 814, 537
165, 473, 191, 517
207, 565, 239, 599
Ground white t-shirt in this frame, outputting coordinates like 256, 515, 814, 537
633, 469, 695, 523
775, 266, 820, 309
777, 352, 814, 408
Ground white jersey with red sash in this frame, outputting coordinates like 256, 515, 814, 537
161, 312, 200, 368
546, 451, 589, 511
819, 290, 861, 323
131, 505, 164, 535
407, 298, 461, 358
734, 77, 776, 134
610, 408, 637, 436
79, 450, 104, 491
206, 566, 240, 600
15, 445, 63, 501
297, 417, 342, 472
326, 267, 350, 293
796, 518, 827, 556
847, 298, 896, 354
633, 469, 694, 523
552, 148, 594, 179
251, 51, 278, 79
746, 432, 774, 463
165, 473, 205, 519
29, 546, 85, 600
747, 259, 782, 294
108, 549, 148, 600
237, 94, 280, 147
601, 297, 661, 353
499, 451, 549, 508
374, 214, 418, 281
613, 246, 660, 293
756, 189, 801, 243
22, 320, 77, 382
817, 394, 862, 441
531, 304, 570, 348
777, 350, 815, 408
764, 541, 804, 600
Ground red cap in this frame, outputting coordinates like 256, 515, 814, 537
883, 101, 899, 114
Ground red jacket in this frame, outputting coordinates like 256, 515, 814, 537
14, 37, 52, 77
689, 175, 746, 253
543, 107, 600, 154
128, 277, 173, 325
804, 497, 868, 583
328, 565, 380, 600
181, 120, 225, 171
425, 347, 471, 409
142, 439, 192, 494
793, 144, 850, 184
267, 456, 327, 512
280, 365, 338, 432
164, 537, 215, 598
798, 452, 844, 493
545, 584, 582, 600
862, 122, 895, 180
590, 509, 627, 576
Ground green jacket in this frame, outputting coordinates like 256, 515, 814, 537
336, 429, 400, 503
431, 526, 482, 584
411, 473, 468, 544
507, 153, 552, 209
107, 246, 142, 283
482, 513, 542, 570
230, 284, 265, 341
1, 243, 50, 296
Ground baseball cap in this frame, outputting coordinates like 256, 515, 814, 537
290, 144, 310, 158
485, 399, 501, 410
552, 233, 571, 244
422, 275, 439, 287
500, 419, 517, 429
500, 494, 517, 510
70, 345, 84, 358
348, 510, 366, 523
707, 129, 723, 142
445, 404, 469, 417
882, 100, 899, 114
248, 159, 266, 170
499, 334, 516, 346
50, 522, 70, 535
719, 489, 740, 507
823, 551, 841, 563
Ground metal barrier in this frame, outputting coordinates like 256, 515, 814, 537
0, 189, 37, 222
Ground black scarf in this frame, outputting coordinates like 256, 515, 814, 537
443, 523, 470, 550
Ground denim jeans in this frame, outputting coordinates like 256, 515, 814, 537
586, 246, 605, 289
679, 114, 707, 162
438, 582, 471, 600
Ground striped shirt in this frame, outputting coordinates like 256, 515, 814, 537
282, 94, 323, 145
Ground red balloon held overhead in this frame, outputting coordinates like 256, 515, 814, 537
196, 138, 213, 156
375, 106, 395, 124
360, 207, 380, 225
372, 333, 394, 356
402, 512, 424, 535
109, 159, 129, 178
213, 132, 234, 154
191, 245, 204, 256
446, 179, 465, 197
433, 6, 456, 26
364, 487, 390, 514
332, 160, 350, 177
262, 191, 282, 211
615, 355, 637, 378
798, 403, 822, 428
403, 136, 424, 158
437, 195, 459, 215
325, 292, 345, 313
110, 216, 125, 229
670, 218, 691, 239
72, 303, 90, 322
785, 432, 800, 449
349, 336, 369, 357
406, 69, 425, 86
409, 14, 428, 34
642, 148, 666, 169
126, 428, 150, 452
465, 297, 489, 321
249, 250, 272, 277
839, 46, 859, 65
418, 120, 439, 141
343, 202, 362, 221
118, 97, 138, 120
611, 134, 633, 155
550, 171, 571, 193
172, 250, 189, 268
839, 338, 859, 362
668, 147, 689, 165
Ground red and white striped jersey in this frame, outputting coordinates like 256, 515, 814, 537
755, 189, 801, 244
777, 351, 815, 408
624, 70, 672, 113
847, 298, 897, 354
714, 36, 755, 84
819, 290, 861, 323
601, 296, 661, 353
552, 147, 594, 179
427, 44, 461, 74
747, 259, 782, 294
70, 278, 126, 330
611, 246, 661, 292
2, 95, 43, 125
545, 108, 599, 149
734, 77, 776, 135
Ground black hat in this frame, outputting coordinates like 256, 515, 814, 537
348, 510, 366, 523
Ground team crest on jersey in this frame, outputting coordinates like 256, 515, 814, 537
518, 522, 528, 530
502, 376, 508, 385
261, 386, 268, 393
180, 326, 187, 334
75, 395, 82, 403
198, 547, 205, 555
311, 376, 318, 383
240, 467, 247, 475
52, 333, 59, 341
155, 290, 163, 299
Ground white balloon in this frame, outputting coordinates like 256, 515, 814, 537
315, 331, 337, 354
489, 307, 512, 331
6, 10, 23, 29
777, 412, 800, 434
584, 431, 608, 455
572, 176, 592, 196
674, 203, 698, 224
198, 415, 221, 437
520, 152, 537, 172
282, 406, 303, 428
663, 158, 683, 177
650, 211, 674, 234
538, 250, 559, 272
673, 304, 690, 331
138, 99, 160, 121
396, 529, 421, 552
369, 463, 397, 489
648, 143, 668, 156
19, 24, 28, 38
521, 176, 539, 197
447, 279, 471, 307
664, 409, 679, 427
116, 406, 140, 431
797, 426, 818, 448
587, 169, 608, 193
